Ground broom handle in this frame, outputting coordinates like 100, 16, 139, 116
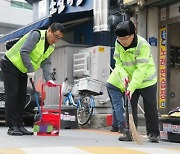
30, 78, 42, 119
124, 83, 130, 130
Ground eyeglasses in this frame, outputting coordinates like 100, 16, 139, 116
52, 32, 61, 40
117, 35, 131, 41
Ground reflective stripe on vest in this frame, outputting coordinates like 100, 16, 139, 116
121, 40, 150, 66
136, 58, 149, 63
122, 58, 149, 66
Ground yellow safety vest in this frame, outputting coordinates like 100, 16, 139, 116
5, 30, 55, 73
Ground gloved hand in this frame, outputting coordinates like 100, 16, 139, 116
125, 90, 132, 100
123, 77, 129, 87
27, 72, 35, 79
47, 80, 56, 87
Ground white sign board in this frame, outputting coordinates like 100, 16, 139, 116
49, 0, 84, 14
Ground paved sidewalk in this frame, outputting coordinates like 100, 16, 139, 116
0, 126, 180, 154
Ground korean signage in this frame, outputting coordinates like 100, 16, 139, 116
159, 27, 167, 109
50, 0, 84, 14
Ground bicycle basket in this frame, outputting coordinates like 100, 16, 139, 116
71, 83, 79, 97
62, 81, 72, 96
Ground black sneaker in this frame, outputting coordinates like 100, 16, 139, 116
19, 127, 34, 135
119, 126, 126, 134
7, 126, 23, 136
148, 134, 159, 143
118, 130, 132, 141
111, 126, 119, 132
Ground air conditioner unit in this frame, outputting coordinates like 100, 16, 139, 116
78, 46, 111, 83
73, 52, 90, 78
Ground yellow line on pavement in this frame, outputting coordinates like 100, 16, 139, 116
0, 148, 24, 154
78, 146, 146, 154
79, 128, 120, 136
166, 148, 180, 152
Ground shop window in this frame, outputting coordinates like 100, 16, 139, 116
170, 46, 180, 67
176, 48, 180, 67
170, 47, 175, 67
11, 0, 32, 10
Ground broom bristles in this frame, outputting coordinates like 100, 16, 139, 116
129, 114, 143, 144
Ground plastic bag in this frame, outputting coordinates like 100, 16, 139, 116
168, 106, 180, 117
62, 81, 72, 96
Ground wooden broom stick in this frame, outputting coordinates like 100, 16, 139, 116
107, 63, 143, 144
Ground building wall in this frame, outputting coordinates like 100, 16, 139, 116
169, 21, 180, 111
147, 7, 159, 69
0, 0, 33, 52
0, 0, 33, 28
137, 10, 147, 39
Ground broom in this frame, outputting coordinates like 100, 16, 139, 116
29, 78, 53, 133
107, 64, 143, 144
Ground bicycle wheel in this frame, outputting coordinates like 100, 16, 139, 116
77, 95, 94, 125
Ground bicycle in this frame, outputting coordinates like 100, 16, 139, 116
62, 78, 99, 125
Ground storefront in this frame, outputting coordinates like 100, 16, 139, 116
123, 0, 180, 142
159, 2, 180, 114
2, 0, 180, 113
124, 0, 180, 115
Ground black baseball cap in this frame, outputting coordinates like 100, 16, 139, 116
114, 20, 135, 37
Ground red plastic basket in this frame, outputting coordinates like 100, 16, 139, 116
36, 83, 62, 136
42, 112, 60, 128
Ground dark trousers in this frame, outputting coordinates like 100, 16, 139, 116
131, 83, 160, 136
1, 58, 27, 127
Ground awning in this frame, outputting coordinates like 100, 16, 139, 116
50, 9, 93, 24
0, 9, 93, 44
0, 16, 50, 44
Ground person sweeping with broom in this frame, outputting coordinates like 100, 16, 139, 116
1, 22, 65, 136
106, 20, 160, 143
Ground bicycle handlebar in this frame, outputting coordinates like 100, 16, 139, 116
64, 77, 68, 82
